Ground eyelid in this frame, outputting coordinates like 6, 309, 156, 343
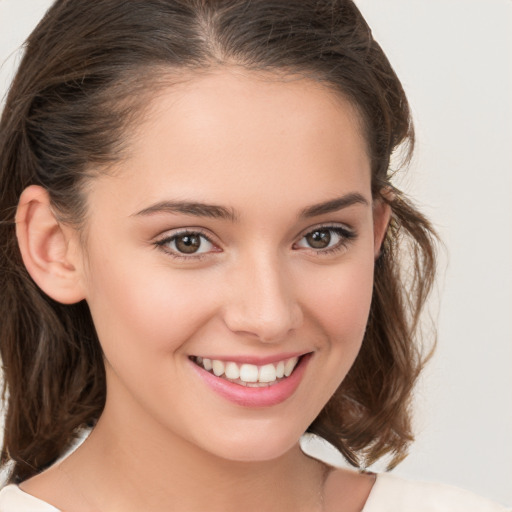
295, 222, 355, 240
153, 225, 216, 240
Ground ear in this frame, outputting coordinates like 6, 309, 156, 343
372, 195, 392, 259
15, 185, 86, 304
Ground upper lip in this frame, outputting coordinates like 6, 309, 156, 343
190, 351, 311, 366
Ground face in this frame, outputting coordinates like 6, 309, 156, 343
77, 70, 389, 462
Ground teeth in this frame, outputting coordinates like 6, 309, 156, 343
239, 364, 259, 383
284, 357, 298, 377
258, 364, 277, 383
212, 359, 225, 377
195, 356, 301, 384
225, 362, 240, 380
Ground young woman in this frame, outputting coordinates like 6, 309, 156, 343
0, 1, 508, 510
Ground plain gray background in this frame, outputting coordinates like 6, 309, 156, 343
1, 0, 511, 505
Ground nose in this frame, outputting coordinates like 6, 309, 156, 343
222, 252, 303, 343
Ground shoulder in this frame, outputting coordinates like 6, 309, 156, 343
364, 473, 510, 512
0, 484, 60, 512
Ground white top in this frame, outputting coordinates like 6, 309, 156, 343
0, 473, 509, 511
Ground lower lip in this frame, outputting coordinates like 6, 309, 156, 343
190, 354, 311, 407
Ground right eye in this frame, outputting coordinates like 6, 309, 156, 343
155, 231, 218, 259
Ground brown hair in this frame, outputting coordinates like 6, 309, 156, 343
0, 0, 436, 483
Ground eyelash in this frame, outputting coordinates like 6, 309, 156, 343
154, 225, 357, 261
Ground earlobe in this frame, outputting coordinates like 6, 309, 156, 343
15, 185, 86, 304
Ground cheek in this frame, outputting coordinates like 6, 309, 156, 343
278, 253, 376, 424
83, 246, 222, 365
301, 256, 375, 346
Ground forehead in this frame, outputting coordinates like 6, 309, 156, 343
90, 69, 371, 216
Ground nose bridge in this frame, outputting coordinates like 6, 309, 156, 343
223, 248, 302, 342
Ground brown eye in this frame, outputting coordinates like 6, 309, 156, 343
156, 231, 216, 257
174, 234, 202, 254
305, 229, 331, 249
295, 226, 356, 253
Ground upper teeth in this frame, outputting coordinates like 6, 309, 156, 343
195, 356, 299, 384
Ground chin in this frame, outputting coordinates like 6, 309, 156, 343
194, 419, 307, 463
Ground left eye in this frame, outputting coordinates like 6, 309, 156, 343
295, 227, 353, 251
157, 232, 215, 255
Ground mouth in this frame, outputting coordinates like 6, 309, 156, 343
189, 354, 304, 388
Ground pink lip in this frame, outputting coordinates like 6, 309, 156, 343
189, 353, 311, 408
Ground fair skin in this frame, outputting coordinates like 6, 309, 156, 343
16, 69, 390, 512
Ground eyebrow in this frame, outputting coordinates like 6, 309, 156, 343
298, 193, 369, 218
133, 201, 238, 222
133, 192, 369, 221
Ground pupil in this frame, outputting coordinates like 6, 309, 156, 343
176, 234, 201, 254
307, 230, 331, 249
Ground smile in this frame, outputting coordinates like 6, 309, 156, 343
189, 353, 311, 407
191, 356, 300, 387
